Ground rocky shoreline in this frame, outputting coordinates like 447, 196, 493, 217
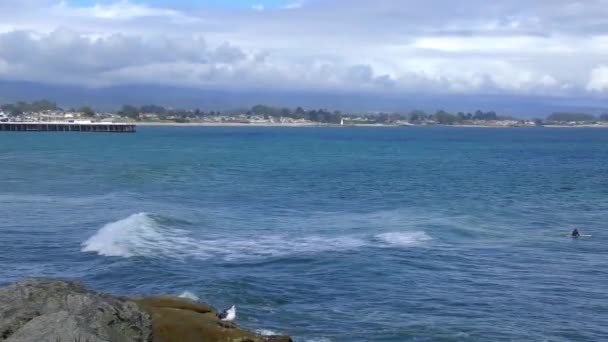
0, 280, 292, 342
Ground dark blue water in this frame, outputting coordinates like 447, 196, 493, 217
1, 127, 608, 341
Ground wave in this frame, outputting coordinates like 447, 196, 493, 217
81, 213, 199, 258
82, 213, 430, 261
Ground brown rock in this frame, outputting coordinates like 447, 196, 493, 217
133, 297, 293, 342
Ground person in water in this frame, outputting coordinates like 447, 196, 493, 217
571, 228, 581, 238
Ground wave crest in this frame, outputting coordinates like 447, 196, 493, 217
81, 213, 198, 258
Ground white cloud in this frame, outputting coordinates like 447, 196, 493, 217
587, 66, 608, 92
0, 0, 606, 98
50, 0, 201, 24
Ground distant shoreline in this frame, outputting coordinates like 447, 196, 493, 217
136, 122, 392, 127
134, 121, 608, 128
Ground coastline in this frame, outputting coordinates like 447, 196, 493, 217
133, 121, 608, 128
135, 121, 396, 127
136, 121, 325, 127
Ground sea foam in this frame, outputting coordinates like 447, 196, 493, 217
256, 329, 281, 336
178, 291, 200, 301
82, 213, 430, 260
375, 231, 432, 247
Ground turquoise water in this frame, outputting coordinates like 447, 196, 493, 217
1, 127, 608, 341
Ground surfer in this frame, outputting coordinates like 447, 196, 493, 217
571, 228, 581, 238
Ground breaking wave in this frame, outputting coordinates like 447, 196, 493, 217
81, 213, 197, 258
82, 213, 431, 261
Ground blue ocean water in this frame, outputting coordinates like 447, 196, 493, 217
1, 127, 608, 341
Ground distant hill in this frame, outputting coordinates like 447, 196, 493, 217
547, 112, 598, 122
0, 80, 606, 118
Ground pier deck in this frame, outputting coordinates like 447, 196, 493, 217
0, 122, 136, 133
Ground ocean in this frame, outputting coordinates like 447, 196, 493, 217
1, 126, 607, 341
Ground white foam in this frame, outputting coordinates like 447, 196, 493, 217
178, 291, 200, 301
375, 231, 432, 247
82, 213, 366, 261
81, 213, 200, 258
82, 214, 430, 261
256, 329, 281, 336
213, 235, 367, 261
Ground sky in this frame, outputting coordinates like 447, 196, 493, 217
69, 0, 294, 8
0, 0, 607, 107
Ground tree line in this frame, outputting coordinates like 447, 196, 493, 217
118, 104, 345, 123
117, 105, 223, 121
1, 100, 59, 116
546, 112, 608, 122
247, 105, 343, 123
0, 100, 96, 117
118, 105, 608, 124
2, 99, 608, 124
369, 110, 512, 125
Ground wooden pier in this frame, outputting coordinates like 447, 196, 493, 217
0, 122, 136, 133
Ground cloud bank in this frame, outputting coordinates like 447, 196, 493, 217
0, 0, 607, 98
